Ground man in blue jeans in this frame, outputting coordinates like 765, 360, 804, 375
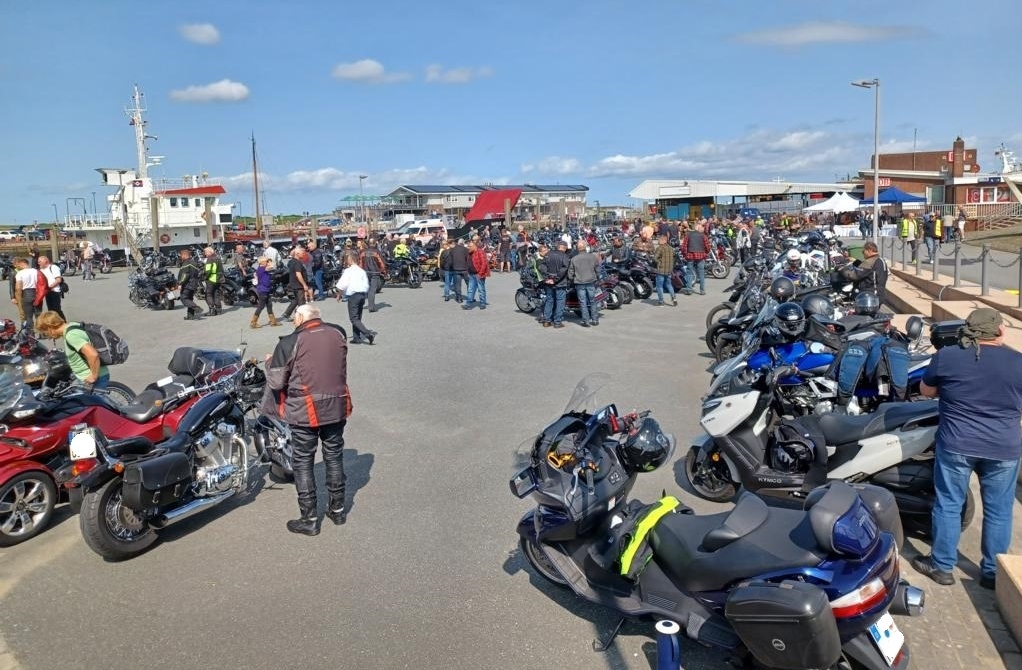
913, 308, 1022, 590
540, 239, 570, 328
568, 240, 600, 327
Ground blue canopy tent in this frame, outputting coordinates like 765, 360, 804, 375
859, 186, 926, 205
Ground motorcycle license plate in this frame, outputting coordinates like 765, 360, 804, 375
868, 613, 904, 666
165, 290, 178, 300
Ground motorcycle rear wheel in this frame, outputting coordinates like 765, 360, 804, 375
705, 322, 729, 354
617, 282, 634, 304
520, 537, 568, 587
99, 265, 112, 275
96, 382, 136, 407
80, 477, 157, 561
684, 447, 737, 502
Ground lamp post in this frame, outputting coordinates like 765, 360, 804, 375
358, 175, 368, 225
851, 78, 880, 245
91, 191, 97, 219
51, 203, 59, 223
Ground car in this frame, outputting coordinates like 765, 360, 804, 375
0, 231, 20, 241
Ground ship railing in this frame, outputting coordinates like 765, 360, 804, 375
62, 214, 112, 230
152, 177, 223, 191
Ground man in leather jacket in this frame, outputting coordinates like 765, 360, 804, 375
447, 239, 471, 303
359, 239, 387, 312
177, 249, 204, 320
540, 240, 570, 328
262, 304, 351, 535
202, 247, 224, 316
839, 241, 888, 304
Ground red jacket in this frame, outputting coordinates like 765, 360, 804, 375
470, 248, 491, 278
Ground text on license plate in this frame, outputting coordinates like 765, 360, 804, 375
869, 612, 904, 666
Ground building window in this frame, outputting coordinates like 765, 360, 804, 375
195, 198, 202, 207
968, 186, 1013, 204
169, 197, 178, 207
194, 228, 201, 238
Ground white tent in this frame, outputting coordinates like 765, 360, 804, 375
803, 191, 861, 213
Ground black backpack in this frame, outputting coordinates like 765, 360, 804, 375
67, 322, 130, 365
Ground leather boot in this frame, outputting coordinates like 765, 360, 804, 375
286, 505, 320, 536
326, 492, 347, 525
249, 315, 261, 329
268, 315, 281, 327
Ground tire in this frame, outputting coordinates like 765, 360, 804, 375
79, 477, 157, 561
64, 265, 77, 277
714, 336, 742, 363
407, 271, 422, 289
606, 286, 624, 310
683, 447, 737, 502
515, 288, 536, 313
99, 264, 112, 275
162, 297, 175, 311
222, 290, 237, 307
710, 260, 730, 280
97, 381, 136, 407
617, 282, 634, 304
129, 287, 147, 308
246, 289, 259, 307
0, 471, 57, 546
632, 277, 653, 299
705, 302, 734, 330
705, 323, 729, 354
519, 536, 568, 587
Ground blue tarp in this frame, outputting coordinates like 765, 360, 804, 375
860, 186, 926, 205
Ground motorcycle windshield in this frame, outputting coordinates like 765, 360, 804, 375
0, 366, 28, 421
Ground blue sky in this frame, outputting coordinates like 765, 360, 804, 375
2, 0, 1020, 222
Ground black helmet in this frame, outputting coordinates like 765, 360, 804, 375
617, 417, 672, 473
854, 292, 881, 317
769, 276, 796, 302
774, 302, 806, 338
801, 293, 834, 320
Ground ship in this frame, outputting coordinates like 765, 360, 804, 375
62, 85, 234, 260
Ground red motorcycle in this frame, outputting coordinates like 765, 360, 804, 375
0, 346, 243, 547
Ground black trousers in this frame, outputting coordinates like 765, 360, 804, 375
204, 282, 222, 311
44, 291, 65, 320
20, 289, 36, 330
181, 289, 201, 316
346, 292, 372, 341
451, 271, 466, 300
366, 274, 381, 311
282, 288, 306, 318
253, 291, 274, 318
291, 421, 346, 516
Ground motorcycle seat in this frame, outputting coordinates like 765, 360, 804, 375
117, 389, 166, 423
159, 432, 192, 453
811, 399, 939, 445
106, 435, 156, 458
650, 493, 825, 592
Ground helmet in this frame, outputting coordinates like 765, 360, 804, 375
617, 417, 672, 473
769, 276, 796, 302
801, 293, 834, 320
785, 248, 801, 264
774, 302, 806, 338
854, 292, 881, 317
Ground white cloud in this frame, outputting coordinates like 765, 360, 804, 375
220, 166, 508, 194
179, 23, 220, 45
521, 156, 582, 175
425, 64, 494, 84
332, 59, 410, 84
170, 79, 250, 103
735, 21, 926, 47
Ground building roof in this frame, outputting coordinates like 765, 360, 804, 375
629, 179, 847, 200
393, 184, 588, 195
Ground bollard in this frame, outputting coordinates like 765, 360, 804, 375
932, 245, 939, 281
655, 620, 682, 670
900, 238, 907, 270
915, 243, 922, 276
953, 242, 961, 288
981, 244, 991, 296
1018, 249, 1022, 308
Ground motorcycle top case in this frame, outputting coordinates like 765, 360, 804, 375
121, 451, 192, 510
725, 579, 841, 670
930, 319, 965, 350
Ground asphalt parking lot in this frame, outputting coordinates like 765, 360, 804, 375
0, 268, 1018, 670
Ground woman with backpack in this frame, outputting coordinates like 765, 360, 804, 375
35, 312, 110, 390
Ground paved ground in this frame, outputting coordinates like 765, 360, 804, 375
0, 268, 1017, 670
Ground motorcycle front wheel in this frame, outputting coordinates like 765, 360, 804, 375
617, 282, 634, 304
222, 290, 237, 306
705, 322, 729, 354
64, 265, 78, 277
99, 264, 112, 275
705, 302, 734, 330
713, 336, 742, 363
519, 537, 568, 587
632, 277, 653, 299
710, 260, 730, 280
129, 287, 147, 308
0, 471, 57, 547
515, 288, 536, 313
79, 477, 157, 561
606, 286, 623, 310
407, 271, 422, 288
684, 447, 737, 502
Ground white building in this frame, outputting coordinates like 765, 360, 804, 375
629, 178, 850, 219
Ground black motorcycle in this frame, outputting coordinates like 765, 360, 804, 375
128, 267, 180, 310
385, 255, 422, 288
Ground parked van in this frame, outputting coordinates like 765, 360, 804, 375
393, 219, 449, 244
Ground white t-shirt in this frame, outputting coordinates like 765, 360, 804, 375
41, 265, 62, 288
15, 267, 37, 290
262, 246, 280, 266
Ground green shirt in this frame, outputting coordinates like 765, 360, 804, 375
65, 323, 108, 382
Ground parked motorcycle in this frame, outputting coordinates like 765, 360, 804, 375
514, 273, 612, 316
128, 266, 180, 310
512, 377, 921, 670
385, 256, 423, 288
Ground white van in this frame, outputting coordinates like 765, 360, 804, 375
395, 220, 449, 244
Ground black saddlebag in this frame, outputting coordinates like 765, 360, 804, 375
725, 579, 841, 670
121, 451, 192, 510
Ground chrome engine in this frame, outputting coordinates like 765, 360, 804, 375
192, 422, 247, 496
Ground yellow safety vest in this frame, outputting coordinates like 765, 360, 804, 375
205, 261, 219, 283
899, 218, 912, 238
934, 218, 942, 237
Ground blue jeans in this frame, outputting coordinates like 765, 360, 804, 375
443, 270, 453, 298
575, 283, 597, 322
655, 273, 675, 303
924, 237, 936, 262
466, 275, 487, 306
543, 286, 566, 325
687, 260, 705, 293
932, 448, 1021, 578
313, 269, 325, 299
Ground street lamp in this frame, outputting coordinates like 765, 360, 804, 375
358, 175, 368, 224
852, 78, 880, 245
51, 203, 59, 223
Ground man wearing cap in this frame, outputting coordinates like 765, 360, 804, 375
540, 239, 570, 328
913, 308, 1022, 590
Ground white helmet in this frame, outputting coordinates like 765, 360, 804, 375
785, 248, 801, 264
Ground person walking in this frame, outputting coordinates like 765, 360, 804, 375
653, 234, 678, 306
438, 239, 454, 302
262, 304, 352, 535
900, 212, 919, 262
681, 223, 710, 295
11, 258, 41, 329
447, 239, 471, 304
359, 239, 387, 312
463, 240, 491, 310
335, 252, 376, 345
912, 308, 1022, 590
35, 312, 110, 390
497, 231, 512, 272
38, 256, 66, 320
250, 257, 280, 328
308, 241, 325, 300
202, 247, 224, 316
81, 242, 95, 281
281, 248, 312, 321
177, 249, 204, 320
568, 240, 600, 327
540, 240, 570, 328
922, 214, 938, 263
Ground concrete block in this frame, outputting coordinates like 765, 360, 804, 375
997, 554, 1022, 648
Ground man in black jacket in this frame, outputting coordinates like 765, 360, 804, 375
202, 247, 224, 316
177, 249, 204, 320
281, 248, 312, 321
540, 240, 570, 328
839, 241, 888, 304
446, 239, 471, 304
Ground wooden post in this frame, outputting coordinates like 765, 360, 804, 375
204, 198, 215, 245
309, 213, 316, 246
504, 198, 512, 228
151, 196, 161, 254
48, 224, 59, 263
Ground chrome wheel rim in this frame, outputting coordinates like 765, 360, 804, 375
0, 478, 52, 538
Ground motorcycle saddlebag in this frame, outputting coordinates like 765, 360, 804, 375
930, 319, 965, 350
725, 580, 841, 670
121, 451, 192, 510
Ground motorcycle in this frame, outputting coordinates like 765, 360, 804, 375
514, 273, 611, 317
512, 377, 921, 670
195, 274, 242, 307
385, 255, 423, 288
65, 350, 276, 560
685, 363, 973, 537
128, 266, 180, 310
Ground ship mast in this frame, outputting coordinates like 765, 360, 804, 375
128, 84, 149, 178
252, 133, 262, 237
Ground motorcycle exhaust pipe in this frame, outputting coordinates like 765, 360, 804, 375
889, 581, 925, 617
150, 490, 234, 529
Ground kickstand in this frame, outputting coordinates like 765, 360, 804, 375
591, 617, 627, 653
